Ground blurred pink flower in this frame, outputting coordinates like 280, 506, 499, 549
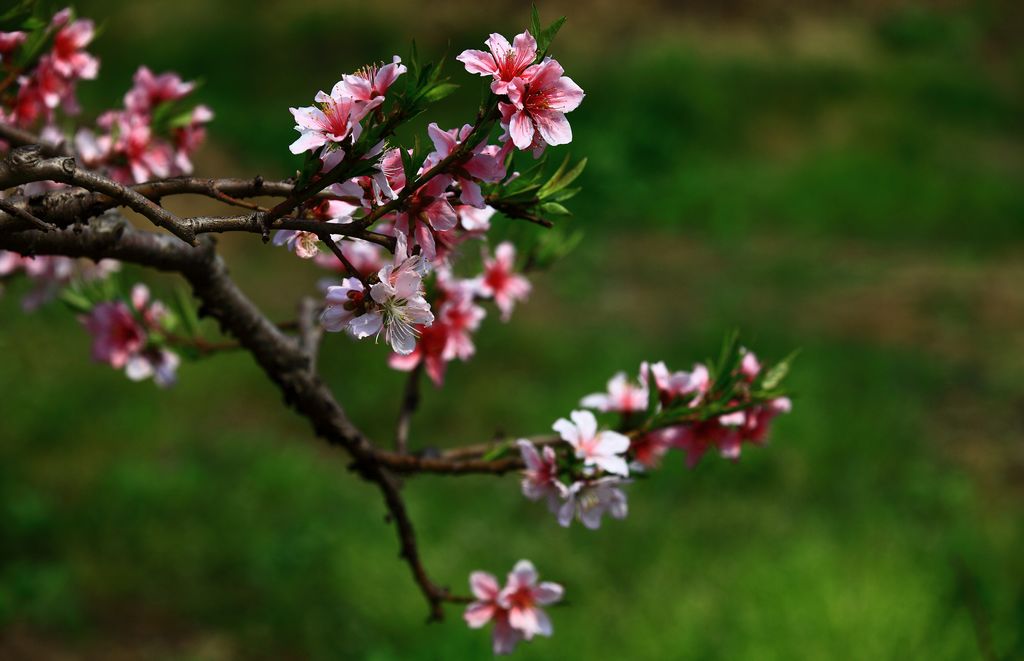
580, 369, 649, 414
476, 242, 530, 321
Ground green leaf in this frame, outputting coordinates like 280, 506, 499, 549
421, 82, 459, 104
59, 288, 93, 314
761, 349, 800, 390
399, 147, 418, 187
539, 201, 571, 216
539, 157, 586, 198
529, 5, 567, 58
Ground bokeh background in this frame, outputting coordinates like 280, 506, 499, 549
2, 0, 1023, 658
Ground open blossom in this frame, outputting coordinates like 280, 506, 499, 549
288, 85, 377, 155
425, 122, 506, 208
1, 252, 119, 311
557, 477, 629, 529
501, 58, 584, 152
50, 10, 99, 80
457, 31, 538, 95
320, 236, 434, 355
464, 571, 522, 655
388, 321, 448, 385
516, 440, 562, 512
81, 301, 145, 369
457, 204, 495, 232
476, 242, 530, 321
464, 560, 563, 656
581, 369, 649, 414
553, 409, 630, 477
335, 55, 406, 102
650, 360, 710, 406
124, 66, 195, 113
498, 561, 564, 641
391, 175, 458, 261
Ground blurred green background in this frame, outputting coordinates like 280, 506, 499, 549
2, 0, 1024, 658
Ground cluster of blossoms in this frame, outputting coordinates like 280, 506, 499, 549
75, 66, 213, 184
281, 29, 579, 373
0, 7, 210, 184
464, 560, 564, 655
514, 348, 792, 530
78, 284, 180, 387
0, 251, 117, 311
0, 8, 97, 129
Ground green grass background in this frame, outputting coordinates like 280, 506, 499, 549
2, 1, 1023, 658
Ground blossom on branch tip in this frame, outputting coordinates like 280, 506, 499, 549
553, 409, 630, 477
335, 55, 406, 102
288, 87, 377, 156
500, 58, 584, 153
457, 31, 538, 95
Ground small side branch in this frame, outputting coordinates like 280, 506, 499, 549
395, 363, 424, 454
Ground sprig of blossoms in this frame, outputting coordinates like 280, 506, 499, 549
513, 343, 794, 530
75, 66, 212, 184
464, 560, 564, 656
79, 284, 180, 387
0, 8, 98, 130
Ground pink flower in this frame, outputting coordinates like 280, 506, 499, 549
81, 301, 145, 369
516, 440, 562, 512
629, 430, 674, 470
425, 122, 506, 208
557, 477, 629, 529
740, 348, 761, 381
435, 274, 485, 361
464, 571, 522, 656
497, 560, 564, 641
322, 237, 434, 355
391, 175, 458, 261
172, 104, 214, 174
553, 409, 630, 477
288, 87, 378, 155
464, 560, 564, 655
388, 321, 448, 385
124, 67, 195, 113
650, 361, 710, 407
457, 204, 495, 232
476, 242, 530, 322
51, 14, 98, 80
0, 31, 26, 62
501, 58, 584, 152
580, 369, 649, 414
116, 113, 173, 183
457, 31, 538, 95
335, 56, 406, 102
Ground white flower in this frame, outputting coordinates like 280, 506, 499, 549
552, 409, 630, 477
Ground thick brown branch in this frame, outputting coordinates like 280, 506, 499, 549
0, 146, 196, 243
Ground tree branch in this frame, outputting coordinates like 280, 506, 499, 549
0, 146, 196, 243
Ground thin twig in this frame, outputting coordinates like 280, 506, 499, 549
395, 362, 424, 454
0, 198, 55, 232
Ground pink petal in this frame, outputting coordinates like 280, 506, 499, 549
532, 110, 573, 146
456, 49, 497, 76
508, 110, 535, 150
